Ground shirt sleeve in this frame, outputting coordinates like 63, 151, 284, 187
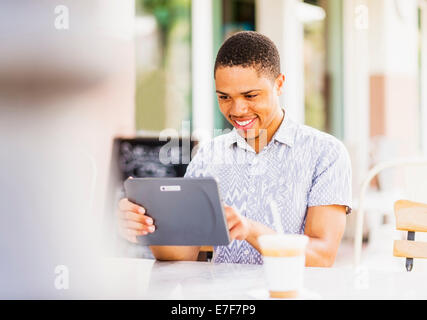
307, 140, 352, 214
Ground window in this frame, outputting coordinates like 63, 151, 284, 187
135, 0, 192, 132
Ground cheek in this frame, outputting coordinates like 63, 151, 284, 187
253, 98, 271, 116
253, 97, 276, 124
218, 103, 235, 124
218, 102, 229, 116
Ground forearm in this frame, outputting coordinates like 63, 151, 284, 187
304, 237, 337, 267
303, 205, 346, 267
149, 246, 200, 261
246, 220, 337, 267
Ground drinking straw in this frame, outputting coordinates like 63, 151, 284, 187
268, 196, 284, 234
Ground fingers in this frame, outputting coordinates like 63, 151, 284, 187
118, 223, 155, 244
224, 206, 233, 216
125, 228, 148, 236
229, 226, 238, 240
118, 211, 156, 237
119, 198, 146, 214
119, 228, 140, 244
226, 213, 238, 226
119, 219, 155, 233
226, 218, 238, 233
229, 225, 244, 241
118, 210, 155, 232
227, 210, 240, 240
225, 207, 244, 239
118, 198, 154, 244
119, 210, 152, 225
124, 234, 138, 244
224, 207, 239, 230
224, 207, 249, 241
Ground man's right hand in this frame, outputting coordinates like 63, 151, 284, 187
118, 198, 156, 243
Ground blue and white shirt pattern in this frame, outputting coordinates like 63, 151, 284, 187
184, 114, 352, 265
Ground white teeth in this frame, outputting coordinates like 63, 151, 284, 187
236, 119, 254, 126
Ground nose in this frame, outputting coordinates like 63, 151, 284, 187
230, 98, 248, 117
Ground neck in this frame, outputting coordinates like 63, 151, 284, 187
250, 108, 284, 153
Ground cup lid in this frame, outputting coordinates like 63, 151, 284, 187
258, 234, 309, 250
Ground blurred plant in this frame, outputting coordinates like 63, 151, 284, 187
136, 0, 190, 66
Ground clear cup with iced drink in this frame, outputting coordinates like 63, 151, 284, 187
258, 234, 309, 299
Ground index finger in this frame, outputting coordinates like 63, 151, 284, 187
223, 206, 234, 217
119, 198, 146, 214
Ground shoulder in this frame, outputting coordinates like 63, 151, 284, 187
185, 131, 234, 177
290, 122, 351, 172
294, 123, 348, 158
192, 130, 235, 157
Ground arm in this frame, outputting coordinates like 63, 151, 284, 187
225, 205, 346, 267
303, 205, 346, 267
149, 246, 200, 261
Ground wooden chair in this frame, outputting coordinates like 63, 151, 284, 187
353, 158, 427, 267
393, 200, 427, 271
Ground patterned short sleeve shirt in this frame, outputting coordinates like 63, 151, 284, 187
184, 113, 352, 265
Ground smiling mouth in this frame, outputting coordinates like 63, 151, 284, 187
232, 117, 258, 130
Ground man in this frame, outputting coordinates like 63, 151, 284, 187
118, 31, 352, 267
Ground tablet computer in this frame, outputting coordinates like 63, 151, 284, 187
124, 177, 230, 246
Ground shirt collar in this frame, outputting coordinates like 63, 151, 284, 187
272, 109, 297, 147
225, 128, 254, 152
224, 108, 298, 150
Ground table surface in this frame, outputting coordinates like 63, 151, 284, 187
102, 258, 427, 300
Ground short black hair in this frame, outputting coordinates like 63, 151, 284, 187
214, 31, 281, 80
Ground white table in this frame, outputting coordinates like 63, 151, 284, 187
101, 258, 427, 300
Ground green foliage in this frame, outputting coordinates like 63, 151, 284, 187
134, 0, 192, 131
136, 0, 191, 66
137, 0, 190, 31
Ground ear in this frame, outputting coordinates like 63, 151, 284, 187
274, 74, 285, 96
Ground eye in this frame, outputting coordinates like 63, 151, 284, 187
218, 95, 229, 100
245, 94, 258, 99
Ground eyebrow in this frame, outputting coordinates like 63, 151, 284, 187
216, 89, 261, 95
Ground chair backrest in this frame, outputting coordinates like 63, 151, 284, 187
401, 165, 427, 203
353, 158, 427, 267
393, 200, 427, 271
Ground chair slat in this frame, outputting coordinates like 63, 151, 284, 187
393, 240, 427, 259
394, 200, 427, 232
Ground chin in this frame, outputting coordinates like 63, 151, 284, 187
238, 130, 259, 141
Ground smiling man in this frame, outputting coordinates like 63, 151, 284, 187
118, 31, 352, 267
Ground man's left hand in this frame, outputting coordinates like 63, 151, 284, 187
224, 206, 252, 240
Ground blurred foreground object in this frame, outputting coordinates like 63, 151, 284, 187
0, 0, 135, 298
0, 0, 132, 95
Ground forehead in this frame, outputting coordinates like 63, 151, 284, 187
215, 66, 273, 93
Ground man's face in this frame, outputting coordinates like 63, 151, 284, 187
215, 66, 284, 141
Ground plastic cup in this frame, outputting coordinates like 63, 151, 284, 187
258, 234, 309, 299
